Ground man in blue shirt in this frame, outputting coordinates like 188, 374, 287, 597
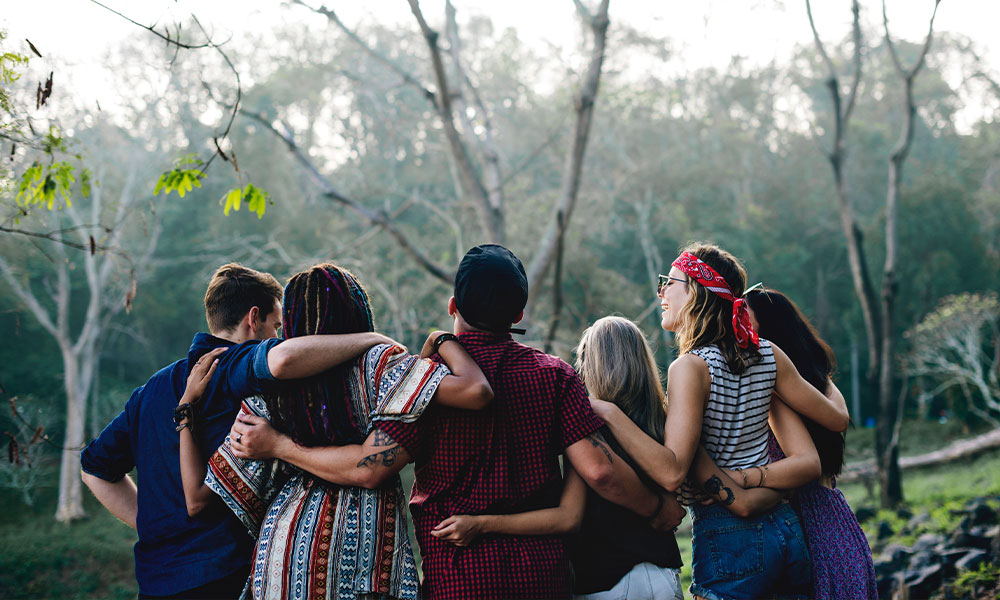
81, 263, 395, 598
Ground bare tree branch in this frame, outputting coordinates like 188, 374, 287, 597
407, 0, 502, 242
526, 0, 611, 293
444, 0, 506, 216
291, 0, 438, 108
241, 108, 454, 283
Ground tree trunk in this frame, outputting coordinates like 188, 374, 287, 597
55, 345, 87, 522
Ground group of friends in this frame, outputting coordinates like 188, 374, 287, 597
81, 241, 878, 600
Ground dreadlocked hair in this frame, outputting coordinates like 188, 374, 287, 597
675, 242, 762, 375
265, 263, 375, 447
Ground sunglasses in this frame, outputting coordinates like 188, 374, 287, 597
657, 274, 688, 295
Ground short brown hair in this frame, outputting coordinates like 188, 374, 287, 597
204, 263, 282, 333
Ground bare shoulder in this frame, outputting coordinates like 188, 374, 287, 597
669, 352, 710, 379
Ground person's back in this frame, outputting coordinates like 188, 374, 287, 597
383, 331, 602, 599
81, 264, 285, 598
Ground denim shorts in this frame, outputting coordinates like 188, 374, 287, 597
689, 502, 811, 600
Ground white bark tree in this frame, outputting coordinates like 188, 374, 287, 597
0, 157, 160, 521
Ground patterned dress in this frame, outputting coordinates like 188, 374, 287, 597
768, 435, 878, 599
206, 344, 450, 600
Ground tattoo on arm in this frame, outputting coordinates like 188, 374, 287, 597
587, 434, 614, 465
356, 445, 401, 469
371, 429, 395, 447
703, 475, 735, 506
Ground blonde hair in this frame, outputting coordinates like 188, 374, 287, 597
674, 242, 761, 374
575, 316, 667, 443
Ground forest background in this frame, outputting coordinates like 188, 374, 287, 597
2, 0, 1000, 597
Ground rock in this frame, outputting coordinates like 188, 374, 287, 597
907, 511, 932, 531
903, 564, 944, 599
954, 549, 988, 573
896, 506, 914, 521
912, 532, 945, 553
936, 547, 973, 577
875, 542, 912, 580
991, 525, 1000, 563
969, 502, 997, 526
949, 529, 992, 550
855, 506, 877, 523
876, 519, 894, 541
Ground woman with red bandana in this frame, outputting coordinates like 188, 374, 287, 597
590, 242, 849, 600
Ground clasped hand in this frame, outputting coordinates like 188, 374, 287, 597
229, 413, 288, 460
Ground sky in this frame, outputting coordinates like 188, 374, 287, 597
2, 0, 997, 127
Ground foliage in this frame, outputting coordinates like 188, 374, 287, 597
905, 293, 1000, 426
939, 562, 1000, 600
153, 154, 204, 199
222, 183, 269, 218
0, 30, 29, 118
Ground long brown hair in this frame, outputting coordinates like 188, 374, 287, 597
575, 316, 667, 443
745, 288, 846, 476
674, 242, 761, 374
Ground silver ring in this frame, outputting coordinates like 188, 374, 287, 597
236, 434, 243, 444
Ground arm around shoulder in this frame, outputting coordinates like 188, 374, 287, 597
772, 343, 849, 432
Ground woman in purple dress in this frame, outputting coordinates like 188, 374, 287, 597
739, 288, 877, 599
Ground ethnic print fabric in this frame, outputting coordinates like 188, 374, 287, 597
206, 344, 449, 600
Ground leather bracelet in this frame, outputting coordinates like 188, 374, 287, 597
646, 493, 665, 522
433, 332, 460, 354
173, 403, 195, 435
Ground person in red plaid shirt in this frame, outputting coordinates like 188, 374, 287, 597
232, 244, 685, 599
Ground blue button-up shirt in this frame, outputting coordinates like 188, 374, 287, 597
81, 333, 281, 596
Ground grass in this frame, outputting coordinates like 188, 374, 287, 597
0, 468, 137, 600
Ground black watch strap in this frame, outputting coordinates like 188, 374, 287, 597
433, 333, 460, 354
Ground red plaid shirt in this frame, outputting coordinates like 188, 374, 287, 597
378, 331, 604, 600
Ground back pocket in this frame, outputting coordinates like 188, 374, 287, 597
703, 521, 765, 579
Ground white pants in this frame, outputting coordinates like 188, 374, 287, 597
575, 562, 684, 600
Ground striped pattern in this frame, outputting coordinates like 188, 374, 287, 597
205, 344, 446, 600
680, 340, 776, 505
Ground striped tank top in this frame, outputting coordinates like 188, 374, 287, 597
679, 339, 776, 505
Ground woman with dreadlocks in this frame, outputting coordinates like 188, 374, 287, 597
177, 263, 492, 600
588, 243, 850, 600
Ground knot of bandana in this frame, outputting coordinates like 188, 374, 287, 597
671, 252, 759, 349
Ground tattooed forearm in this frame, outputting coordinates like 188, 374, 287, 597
703, 475, 735, 506
371, 429, 395, 447
356, 446, 401, 468
588, 434, 614, 465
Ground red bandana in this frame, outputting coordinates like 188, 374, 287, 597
671, 252, 759, 349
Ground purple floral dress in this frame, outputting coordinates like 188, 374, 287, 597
769, 434, 877, 600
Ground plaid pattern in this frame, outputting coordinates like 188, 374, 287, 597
379, 331, 604, 600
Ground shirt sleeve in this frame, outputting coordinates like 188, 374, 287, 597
376, 420, 421, 458
556, 364, 605, 449
204, 397, 286, 537
367, 344, 450, 424
80, 388, 139, 482
364, 344, 448, 457
219, 338, 283, 399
